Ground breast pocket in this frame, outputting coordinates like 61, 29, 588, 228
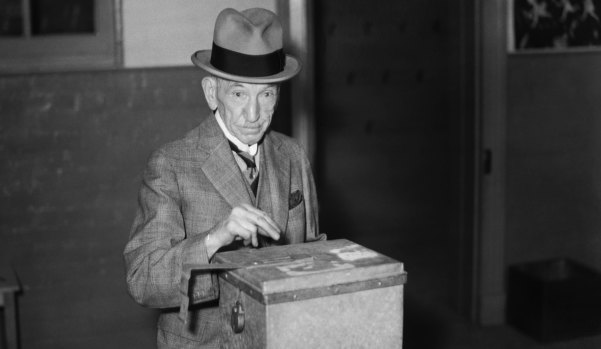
286, 189, 306, 241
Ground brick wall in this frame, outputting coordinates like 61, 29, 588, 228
0, 67, 210, 348
0, 65, 293, 348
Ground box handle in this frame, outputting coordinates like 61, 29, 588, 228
231, 300, 245, 333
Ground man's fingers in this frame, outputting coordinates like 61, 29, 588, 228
241, 205, 281, 236
251, 232, 258, 247
255, 217, 280, 240
235, 219, 255, 237
258, 226, 281, 242
241, 215, 277, 243
259, 214, 281, 235
248, 213, 279, 240
232, 205, 281, 243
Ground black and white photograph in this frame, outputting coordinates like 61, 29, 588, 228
1, 1, 601, 348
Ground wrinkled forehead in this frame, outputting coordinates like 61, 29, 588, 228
216, 77, 279, 91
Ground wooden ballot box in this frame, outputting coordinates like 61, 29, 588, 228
213, 239, 406, 348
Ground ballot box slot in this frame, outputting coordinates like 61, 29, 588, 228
243, 254, 314, 269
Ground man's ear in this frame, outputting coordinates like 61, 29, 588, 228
201, 76, 218, 111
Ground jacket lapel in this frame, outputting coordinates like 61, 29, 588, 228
196, 116, 253, 208
261, 133, 290, 233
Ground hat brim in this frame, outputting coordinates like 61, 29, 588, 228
191, 50, 301, 84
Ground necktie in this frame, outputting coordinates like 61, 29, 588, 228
228, 141, 269, 247
228, 141, 259, 196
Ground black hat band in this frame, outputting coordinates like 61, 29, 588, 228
210, 42, 285, 77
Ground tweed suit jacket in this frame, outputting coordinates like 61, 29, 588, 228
124, 115, 321, 348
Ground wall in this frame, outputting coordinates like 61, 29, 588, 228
314, 1, 463, 344
0, 1, 464, 347
122, 0, 276, 67
0, 1, 297, 347
0, 65, 293, 349
314, 0, 461, 310
507, 52, 601, 269
0, 68, 207, 348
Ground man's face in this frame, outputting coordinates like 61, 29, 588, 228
214, 78, 279, 145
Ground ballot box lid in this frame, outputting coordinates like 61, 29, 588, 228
213, 239, 406, 305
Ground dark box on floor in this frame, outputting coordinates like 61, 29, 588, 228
507, 258, 601, 342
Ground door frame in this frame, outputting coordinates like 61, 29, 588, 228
278, 0, 316, 164
467, 0, 508, 325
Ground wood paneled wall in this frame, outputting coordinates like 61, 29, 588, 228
314, 0, 462, 303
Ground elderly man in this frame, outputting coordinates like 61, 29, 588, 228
123, 7, 322, 348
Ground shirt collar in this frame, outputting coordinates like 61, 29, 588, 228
214, 110, 258, 156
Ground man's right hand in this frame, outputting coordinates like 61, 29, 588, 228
205, 204, 281, 257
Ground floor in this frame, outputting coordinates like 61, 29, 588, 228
404, 292, 601, 349
400, 242, 601, 349
4, 244, 601, 349
4, 297, 601, 349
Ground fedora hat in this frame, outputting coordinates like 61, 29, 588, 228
191, 8, 301, 83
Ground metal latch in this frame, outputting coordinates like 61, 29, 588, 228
231, 300, 245, 333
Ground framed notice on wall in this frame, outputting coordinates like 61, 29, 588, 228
508, 0, 601, 53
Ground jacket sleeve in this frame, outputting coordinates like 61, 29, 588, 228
123, 149, 218, 309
